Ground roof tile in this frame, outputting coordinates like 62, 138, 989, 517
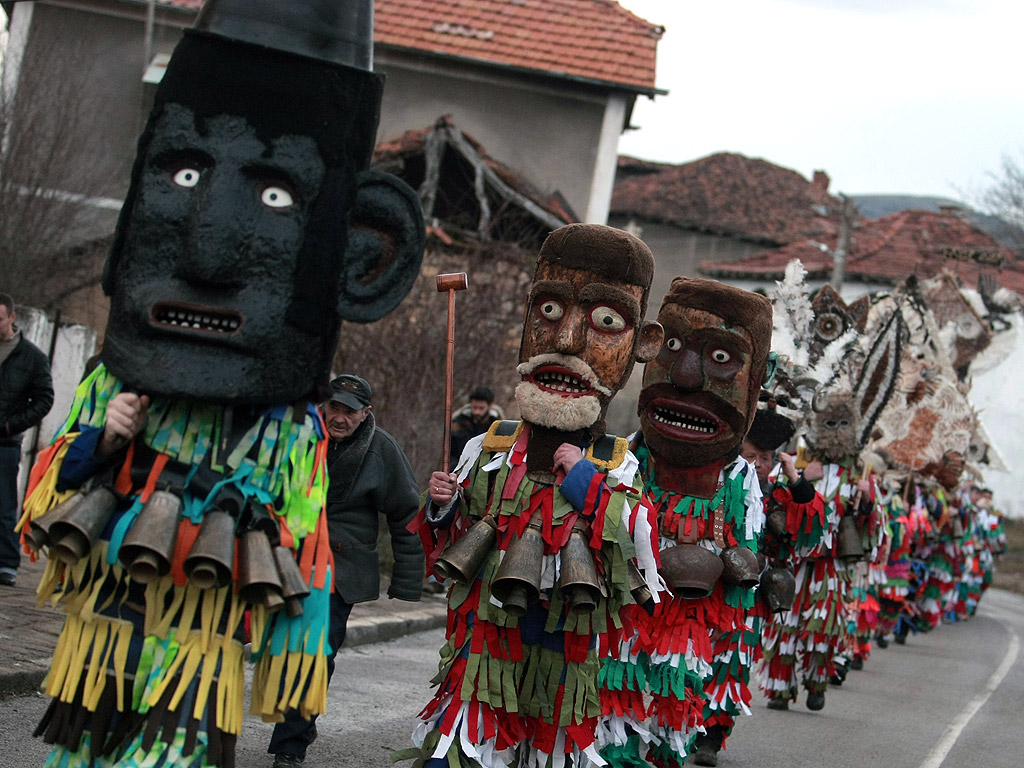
700, 210, 1024, 293
158, 0, 662, 92
612, 152, 842, 246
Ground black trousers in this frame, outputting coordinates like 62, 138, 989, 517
268, 591, 354, 759
0, 444, 23, 573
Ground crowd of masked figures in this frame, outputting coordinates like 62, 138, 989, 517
393, 254, 1016, 768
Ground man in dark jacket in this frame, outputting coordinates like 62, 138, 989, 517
448, 385, 502, 467
269, 373, 424, 767
0, 292, 55, 586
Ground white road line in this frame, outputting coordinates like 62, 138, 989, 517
917, 622, 1020, 768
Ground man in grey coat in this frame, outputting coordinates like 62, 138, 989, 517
269, 373, 424, 767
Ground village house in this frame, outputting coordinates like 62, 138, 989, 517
1, 0, 663, 327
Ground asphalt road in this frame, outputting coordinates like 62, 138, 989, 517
1, 588, 1021, 768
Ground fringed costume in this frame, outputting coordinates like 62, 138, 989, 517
600, 446, 763, 768
401, 421, 658, 768
876, 493, 911, 639
18, 365, 332, 768
759, 461, 880, 701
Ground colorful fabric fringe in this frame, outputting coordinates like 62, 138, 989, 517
398, 423, 655, 768
18, 365, 332, 768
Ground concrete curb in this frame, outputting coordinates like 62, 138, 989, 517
0, 665, 49, 699
345, 606, 448, 648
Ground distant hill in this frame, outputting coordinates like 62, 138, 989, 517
853, 195, 1024, 256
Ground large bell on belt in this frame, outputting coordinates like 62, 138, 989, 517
951, 514, 965, 539
24, 492, 85, 553
48, 486, 118, 565
721, 546, 760, 589
835, 515, 865, 564
766, 505, 787, 536
433, 515, 497, 584
119, 490, 182, 584
239, 530, 284, 611
184, 508, 236, 589
273, 545, 311, 618
659, 543, 724, 599
556, 519, 602, 615
760, 566, 796, 614
491, 512, 544, 617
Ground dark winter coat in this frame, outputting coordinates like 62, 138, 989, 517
325, 412, 424, 604
0, 334, 54, 446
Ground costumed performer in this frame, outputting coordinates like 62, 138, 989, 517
398, 223, 664, 768
16, 2, 425, 766
602, 277, 773, 768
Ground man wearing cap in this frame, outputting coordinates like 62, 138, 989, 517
270, 374, 424, 767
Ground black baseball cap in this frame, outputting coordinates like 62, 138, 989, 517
329, 374, 372, 409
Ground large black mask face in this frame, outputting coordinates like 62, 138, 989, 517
102, 105, 335, 403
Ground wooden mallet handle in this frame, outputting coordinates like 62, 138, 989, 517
437, 273, 469, 474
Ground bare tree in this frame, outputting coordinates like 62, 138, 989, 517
1, 34, 117, 312
978, 151, 1024, 231
970, 150, 1024, 256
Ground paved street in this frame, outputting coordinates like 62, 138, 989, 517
1, 588, 1021, 768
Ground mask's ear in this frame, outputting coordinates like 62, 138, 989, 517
339, 170, 425, 322
634, 321, 664, 363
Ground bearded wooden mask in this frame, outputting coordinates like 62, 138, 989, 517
515, 224, 662, 432
639, 277, 773, 468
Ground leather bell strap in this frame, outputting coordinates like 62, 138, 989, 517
676, 499, 726, 548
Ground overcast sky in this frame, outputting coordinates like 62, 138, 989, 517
616, 0, 1024, 201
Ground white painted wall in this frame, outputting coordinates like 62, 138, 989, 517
15, 307, 98, 503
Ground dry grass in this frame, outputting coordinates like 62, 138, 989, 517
993, 518, 1024, 595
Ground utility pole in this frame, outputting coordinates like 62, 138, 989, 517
143, 0, 156, 74
830, 194, 856, 289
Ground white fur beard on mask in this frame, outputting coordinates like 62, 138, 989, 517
515, 381, 602, 431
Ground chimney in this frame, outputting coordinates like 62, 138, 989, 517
811, 170, 830, 204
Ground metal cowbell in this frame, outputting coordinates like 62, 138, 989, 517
720, 546, 760, 589
491, 512, 544, 617
556, 520, 602, 615
659, 543, 724, 600
760, 566, 796, 614
25, 492, 85, 553
434, 515, 497, 584
49, 486, 118, 565
184, 508, 236, 589
119, 490, 182, 584
273, 545, 311, 618
627, 560, 652, 606
835, 515, 865, 564
239, 530, 284, 611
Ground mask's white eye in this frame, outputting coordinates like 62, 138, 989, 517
666, 337, 682, 352
173, 168, 201, 187
539, 301, 564, 321
261, 186, 294, 208
591, 305, 626, 332
710, 348, 731, 364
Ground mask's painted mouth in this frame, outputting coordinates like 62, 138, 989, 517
528, 366, 594, 397
646, 398, 724, 440
150, 302, 243, 335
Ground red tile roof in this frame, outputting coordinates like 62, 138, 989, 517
700, 209, 1024, 294
156, 0, 662, 93
612, 152, 842, 246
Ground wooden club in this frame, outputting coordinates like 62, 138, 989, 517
437, 272, 469, 474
